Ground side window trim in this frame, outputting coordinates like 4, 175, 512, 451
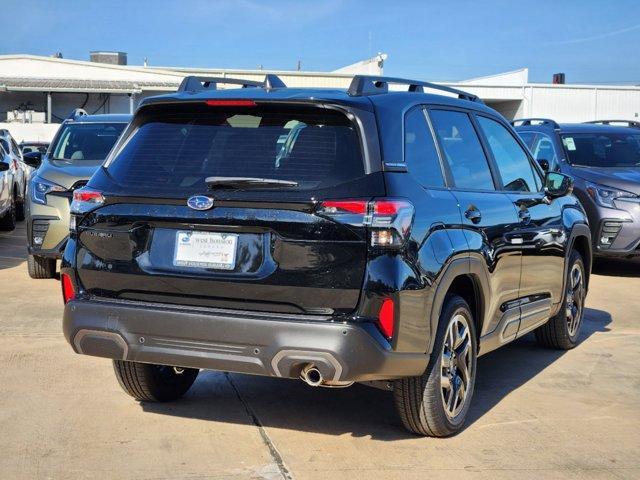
473, 113, 544, 193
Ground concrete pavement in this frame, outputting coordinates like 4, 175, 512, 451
1, 221, 639, 479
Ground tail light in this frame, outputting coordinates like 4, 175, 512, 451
317, 198, 414, 248
61, 273, 76, 304
70, 188, 104, 215
205, 100, 257, 107
377, 298, 395, 338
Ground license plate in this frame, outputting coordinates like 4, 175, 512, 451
174, 231, 238, 270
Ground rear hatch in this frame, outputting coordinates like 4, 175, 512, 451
75, 101, 384, 315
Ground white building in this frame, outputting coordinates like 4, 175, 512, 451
0, 53, 386, 142
0, 53, 638, 143
443, 68, 640, 123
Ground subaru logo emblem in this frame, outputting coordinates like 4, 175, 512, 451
187, 195, 214, 211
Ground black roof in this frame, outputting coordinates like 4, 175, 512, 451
139, 85, 497, 115
138, 74, 497, 116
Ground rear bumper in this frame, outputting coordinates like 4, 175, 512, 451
63, 298, 428, 382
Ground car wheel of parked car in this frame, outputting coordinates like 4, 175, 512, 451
112, 360, 199, 402
535, 250, 586, 350
394, 295, 477, 437
0, 197, 16, 231
27, 254, 56, 279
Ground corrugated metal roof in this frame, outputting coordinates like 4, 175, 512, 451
0, 77, 180, 93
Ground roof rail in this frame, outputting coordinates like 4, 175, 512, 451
178, 74, 286, 93
584, 119, 640, 129
68, 108, 88, 120
347, 75, 482, 102
510, 118, 560, 129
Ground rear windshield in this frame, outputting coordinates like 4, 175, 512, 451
52, 123, 127, 162
562, 133, 640, 167
105, 103, 365, 193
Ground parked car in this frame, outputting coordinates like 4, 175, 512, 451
0, 129, 28, 220
24, 109, 130, 278
0, 142, 19, 230
61, 75, 591, 437
514, 118, 640, 258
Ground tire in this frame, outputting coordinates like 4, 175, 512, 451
112, 360, 199, 402
394, 295, 478, 437
0, 197, 16, 231
27, 254, 56, 279
535, 250, 586, 350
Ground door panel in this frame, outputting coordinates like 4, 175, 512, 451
505, 193, 566, 307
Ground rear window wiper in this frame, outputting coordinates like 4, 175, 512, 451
205, 176, 299, 189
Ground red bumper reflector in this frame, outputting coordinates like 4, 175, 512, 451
61, 273, 76, 304
205, 100, 257, 107
378, 298, 395, 338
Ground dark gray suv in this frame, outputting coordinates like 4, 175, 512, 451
514, 119, 640, 258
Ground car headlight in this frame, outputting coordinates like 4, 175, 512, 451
30, 175, 65, 205
585, 182, 638, 209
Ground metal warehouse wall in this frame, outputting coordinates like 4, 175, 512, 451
524, 85, 640, 123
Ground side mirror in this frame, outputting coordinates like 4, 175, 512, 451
545, 172, 573, 198
23, 151, 42, 169
0, 162, 9, 172
537, 158, 550, 172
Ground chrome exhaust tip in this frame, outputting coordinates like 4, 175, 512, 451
300, 363, 323, 387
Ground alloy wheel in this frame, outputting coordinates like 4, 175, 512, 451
440, 313, 473, 419
566, 263, 585, 338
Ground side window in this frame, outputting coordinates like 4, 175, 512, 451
517, 131, 536, 149
531, 132, 558, 168
476, 116, 542, 192
429, 109, 495, 190
0, 139, 9, 155
404, 108, 445, 187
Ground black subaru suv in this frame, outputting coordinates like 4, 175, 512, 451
61, 75, 591, 437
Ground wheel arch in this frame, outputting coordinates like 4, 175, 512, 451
427, 257, 490, 354
568, 224, 592, 290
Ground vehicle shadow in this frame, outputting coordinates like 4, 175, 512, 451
0, 223, 27, 270
592, 257, 640, 278
140, 307, 611, 440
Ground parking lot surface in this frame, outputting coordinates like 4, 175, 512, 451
1, 221, 639, 480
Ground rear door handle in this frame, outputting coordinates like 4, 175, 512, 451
464, 206, 482, 224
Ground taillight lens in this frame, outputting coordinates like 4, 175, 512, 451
377, 298, 395, 338
70, 188, 104, 215
320, 200, 368, 215
61, 273, 76, 304
317, 198, 414, 248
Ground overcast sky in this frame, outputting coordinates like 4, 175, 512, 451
4, 0, 640, 84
